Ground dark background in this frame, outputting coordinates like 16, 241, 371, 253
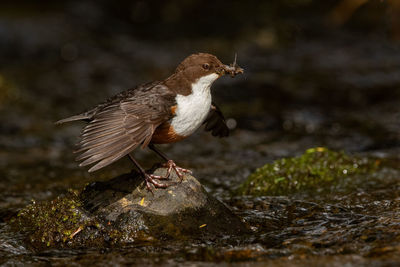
1, 0, 400, 265
0, 0, 400, 197
1, 0, 400, 202
0, 0, 400, 190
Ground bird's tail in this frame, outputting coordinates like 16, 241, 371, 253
55, 113, 91, 125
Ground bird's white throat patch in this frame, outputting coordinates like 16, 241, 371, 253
171, 73, 219, 136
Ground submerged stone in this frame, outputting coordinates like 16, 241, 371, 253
237, 147, 378, 196
9, 168, 248, 249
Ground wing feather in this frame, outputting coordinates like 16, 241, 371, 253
88, 143, 137, 172
75, 84, 176, 172
203, 102, 229, 138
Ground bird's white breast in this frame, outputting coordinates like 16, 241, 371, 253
170, 73, 219, 137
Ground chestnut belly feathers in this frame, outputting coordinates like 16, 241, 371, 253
151, 122, 187, 144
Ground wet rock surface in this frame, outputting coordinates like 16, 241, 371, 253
8, 168, 248, 250
81, 167, 249, 241
237, 148, 378, 196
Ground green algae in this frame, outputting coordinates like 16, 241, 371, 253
9, 190, 104, 249
237, 147, 379, 196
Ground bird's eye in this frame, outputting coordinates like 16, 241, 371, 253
202, 63, 210, 70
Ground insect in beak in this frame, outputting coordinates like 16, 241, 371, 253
223, 53, 244, 77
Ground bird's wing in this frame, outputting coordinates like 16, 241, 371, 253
76, 84, 176, 172
203, 102, 229, 137
55, 81, 161, 125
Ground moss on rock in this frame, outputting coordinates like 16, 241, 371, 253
9, 190, 104, 249
237, 147, 378, 196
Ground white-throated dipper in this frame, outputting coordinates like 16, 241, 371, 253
57, 53, 244, 190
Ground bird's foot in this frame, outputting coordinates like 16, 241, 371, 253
161, 160, 192, 182
146, 173, 170, 180
144, 173, 172, 192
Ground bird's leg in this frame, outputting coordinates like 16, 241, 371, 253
128, 154, 170, 191
148, 144, 192, 182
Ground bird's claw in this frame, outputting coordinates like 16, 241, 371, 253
144, 173, 171, 192
162, 160, 192, 182
142, 160, 191, 192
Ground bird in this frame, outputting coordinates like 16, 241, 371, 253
56, 53, 244, 190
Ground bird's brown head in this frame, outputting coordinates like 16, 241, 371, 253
175, 53, 244, 80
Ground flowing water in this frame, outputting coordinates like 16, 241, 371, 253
1, 1, 400, 266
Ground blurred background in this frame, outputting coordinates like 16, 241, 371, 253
1, 0, 400, 265
1, 0, 400, 211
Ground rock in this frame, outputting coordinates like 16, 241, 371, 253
237, 147, 378, 196
80, 167, 249, 241
9, 167, 249, 249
